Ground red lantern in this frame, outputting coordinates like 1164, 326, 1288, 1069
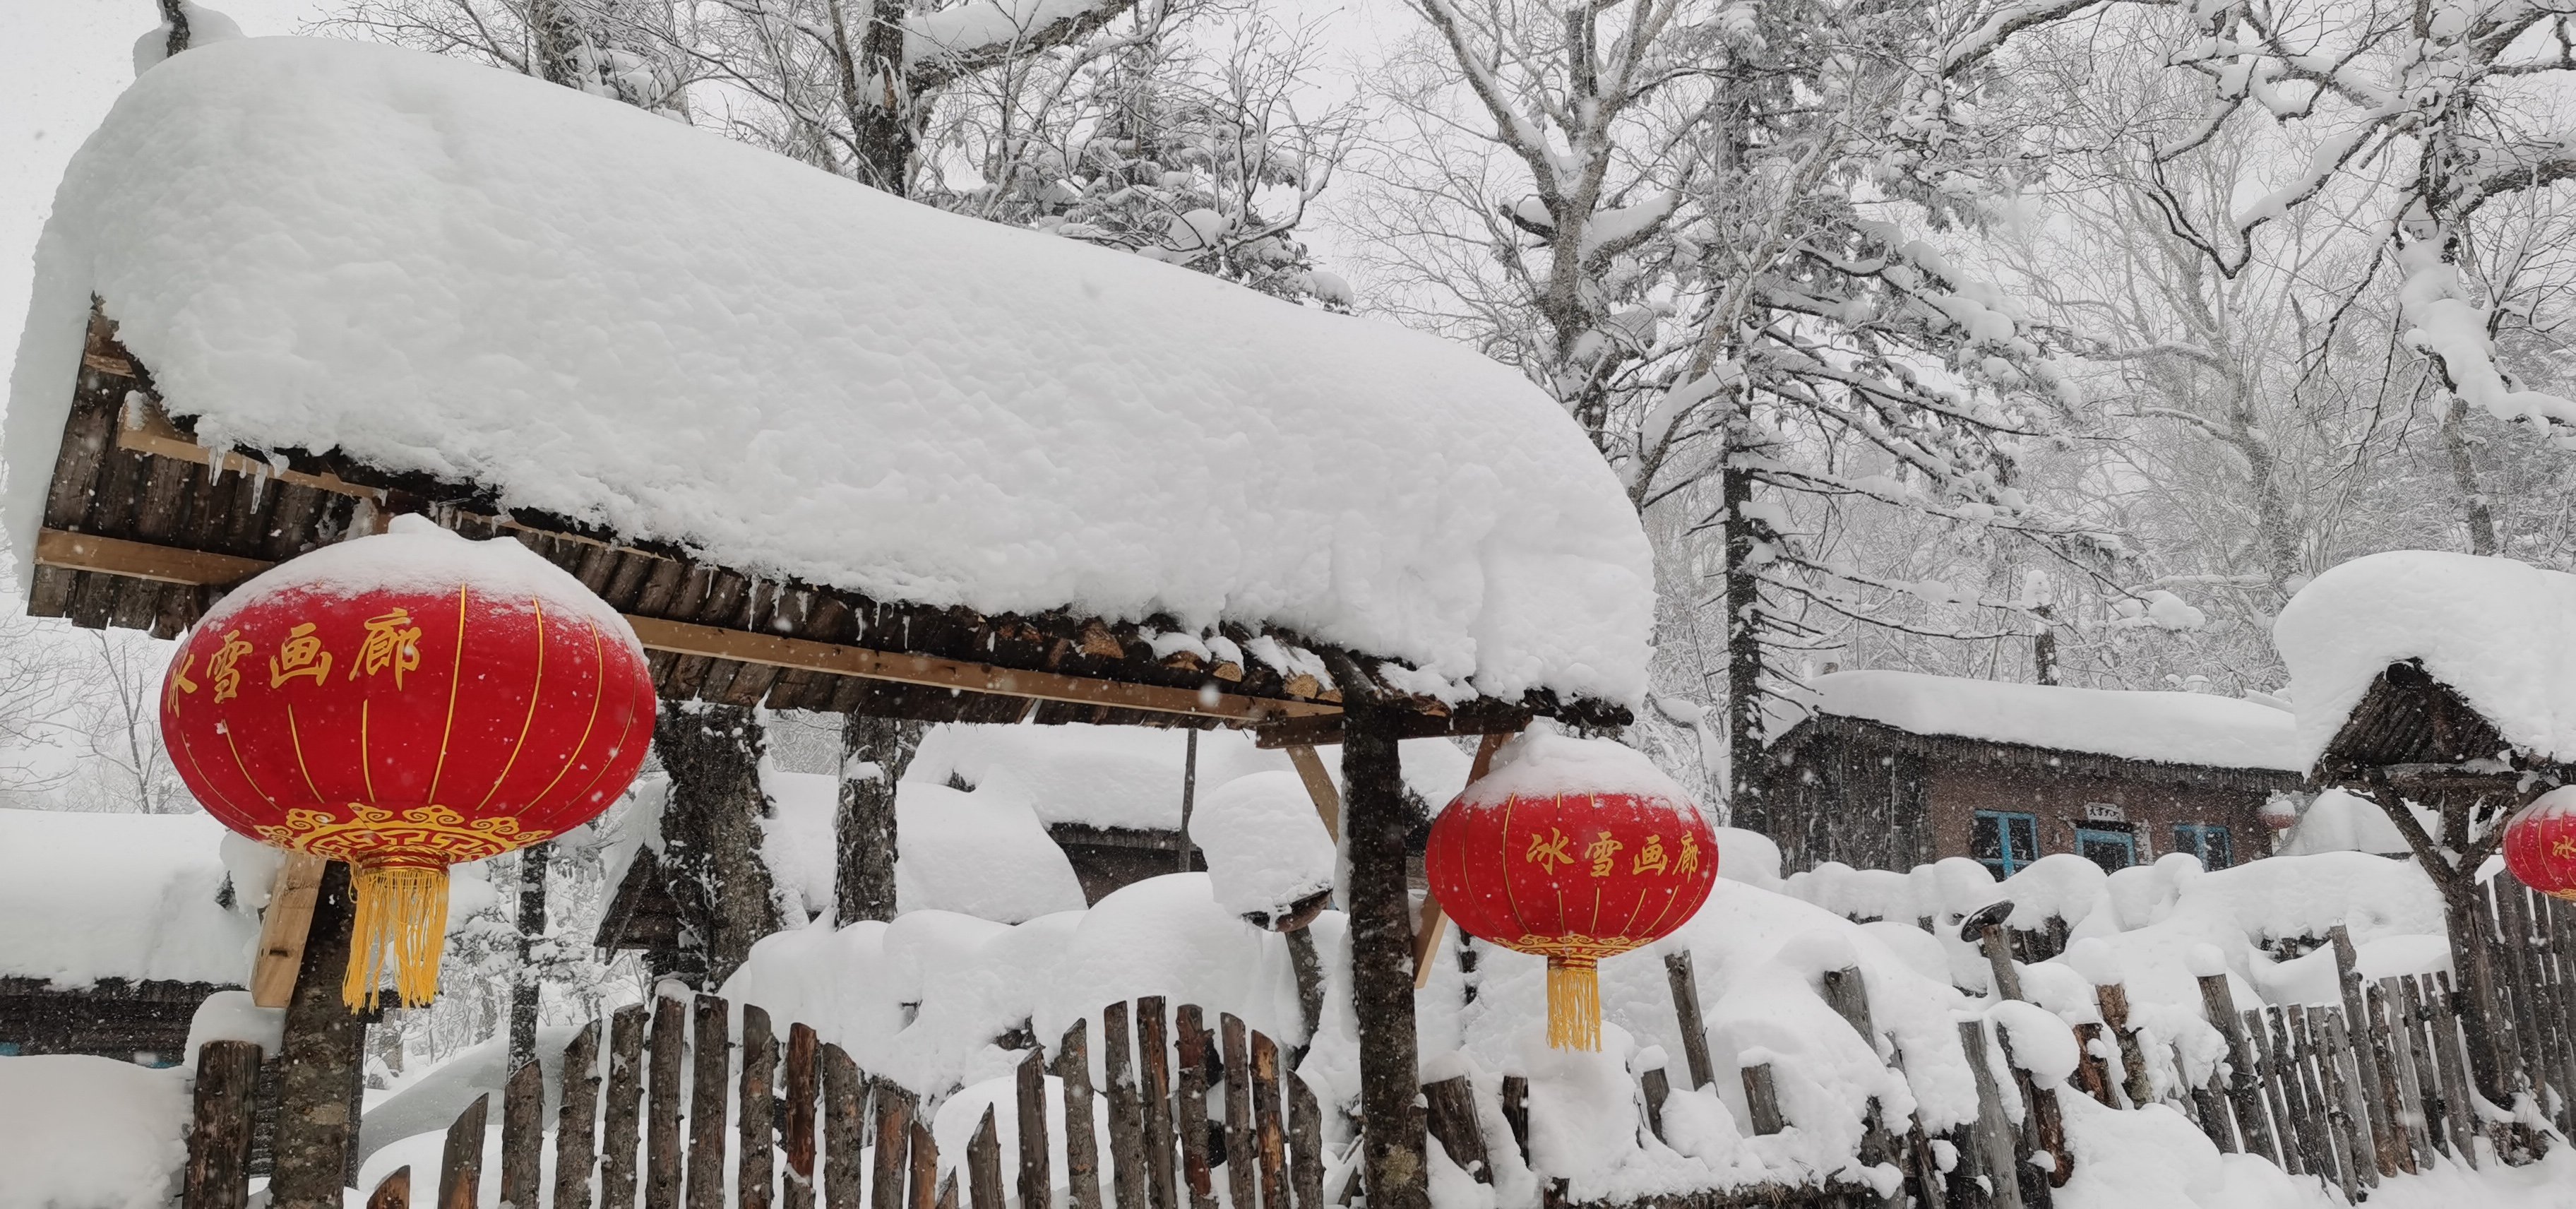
2503, 789, 2576, 901
1425, 741, 1718, 1050
162, 518, 655, 1010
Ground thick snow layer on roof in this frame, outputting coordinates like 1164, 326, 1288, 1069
9, 37, 1653, 705
0, 1056, 190, 1209
0, 808, 257, 988
907, 722, 1472, 830
2274, 550, 2576, 764
1793, 670, 2301, 771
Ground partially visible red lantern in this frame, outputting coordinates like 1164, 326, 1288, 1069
2503, 788, 2576, 901
162, 516, 656, 1010
1425, 735, 1718, 1050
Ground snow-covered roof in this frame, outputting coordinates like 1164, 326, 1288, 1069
7, 37, 1654, 708
2274, 549, 2576, 766
1787, 670, 2303, 772
0, 809, 257, 988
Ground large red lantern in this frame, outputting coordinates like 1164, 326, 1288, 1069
2503, 788, 2576, 901
162, 517, 655, 1010
1425, 734, 1718, 1050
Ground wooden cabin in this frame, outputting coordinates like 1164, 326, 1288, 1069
1765, 671, 2305, 876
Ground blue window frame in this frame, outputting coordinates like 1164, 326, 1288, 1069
1972, 810, 2041, 878
2173, 824, 2235, 869
2075, 826, 2138, 872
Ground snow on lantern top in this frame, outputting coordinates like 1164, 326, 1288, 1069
6, 37, 1654, 708
198, 516, 640, 647
2275, 549, 2576, 766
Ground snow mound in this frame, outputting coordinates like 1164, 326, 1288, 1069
2276, 549, 2576, 764
895, 782, 1088, 922
0, 807, 256, 987
11, 36, 1653, 707
1789, 670, 2301, 770
1189, 770, 1335, 920
0, 1056, 190, 1209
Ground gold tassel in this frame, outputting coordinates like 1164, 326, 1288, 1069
1545, 956, 1602, 1051
342, 862, 451, 1011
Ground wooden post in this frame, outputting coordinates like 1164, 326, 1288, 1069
1103, 1003, 1150, 1209
1019, 1049, 1055, 1209
367, 1169, 412, 1209
1638, 1068, 1671, 1144
2393, 978, 2450, 1162
1964, 904, 2021, 1001
1137, 997, 1181, 1209
1251, 1033, 1289, 1209
2239, 1011, 2297, 1174
1739, 1064, 1786, 1136
2325, 928, 2397, 1176
251, 853, 328, 1008
183, 1039, 264, 1209
1287, 1076, 1323, 1209
1664, 951, 1715, 1091
270, 859, 369, 1209
968, 1107, 1005, 1209
909, 1123, 940, 1209
873, 1084, 917, 1209
821, 1045, 866, 1209
1820, 965, 1876, 1052
2322, 1010, 2380, 1191
688, 995, 732, 1209
2094, 983, 2154, 1109
556, 1020, 604, 1209
1172, 1007, 1215, 1209
2291, 1006, 2356, 1199
2424, 974, 2483, 1166
604, 1005, 649, 1209
2195, 973, 2277, 1165
1498, 1077, 1530, 1167
1283, 746, 1340, 840
500, 1059, 544, 1209
438, 1095, 491, 1209
648, 997, 687, 1209
1993, 1021, 2068, 1196
1056, 1020, 1104, 1209
1218, 1015, 1257, 1209
2363, 982, 2422, 1173
785, 1024, 822, 1209
742, 1006, 779, 1209
2285, 1006, 2347, 1190
2260, 1008, 2320, 1179
1340, 699, 1428, 1209
1952, 1023, 2024, 1209
1420, 1076, 1489, 1183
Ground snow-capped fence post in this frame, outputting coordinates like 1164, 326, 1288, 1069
871, 1084, 917, 1209
439, 1093, 491, 1209
1055, 1022, 1104, 1209
1020, 1048, 1058, 1209
367, 1168, 411, 1209
556, 1020, 603, 1209
649, 997, 688, 1209
182, 1038, 263, 1209
1102, 1003, 1150, 1209
2092, 984, 2153, 1109
604, 1006, 650, 1209
2067, 1024, 2114, 1107
1287, 1076, 1323, 1209
689, 995, 734, 1209
967, 1106, 1004, 1209
1219, 1016, 1258, 1209
1251, 1032, 1291, 1209
1950, 1023, 2023, 1209
821, 1045, 865, 1209
1171, 1008, 1215, 1209
1138, 998, 1182, 1209
782, 1024, 821, 1209
741, 1007, 780, 1209
1663, 952, 1715, 1090
1961, 903, 2021, 1002
1637, 1067, 1670, 1143
1738, 1064, 1785, 1136
501, 1058, 544, 1208
1989, 1027, 2065, 1201
911, 1121, 939, 1209
2193, 974, 2278, 1167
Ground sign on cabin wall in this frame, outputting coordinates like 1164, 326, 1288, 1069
2083, 802, 2127, 823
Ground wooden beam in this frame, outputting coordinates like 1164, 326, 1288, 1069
35, 529, 270, 588
622, 615, 1335, 725
250, 852, 329, 1009
32, 528, 1340, 727
114, 398, 383, 502
1285, 744, 1342, 840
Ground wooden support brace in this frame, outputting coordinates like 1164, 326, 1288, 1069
1409, 732, 1510, 989
250, 852, 328, 1009
1286, 744, 1342, 840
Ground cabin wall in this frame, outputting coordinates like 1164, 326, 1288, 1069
1772, 737, 1936, 874
1921, 763, 2270, 873
0, 977, 227, 1066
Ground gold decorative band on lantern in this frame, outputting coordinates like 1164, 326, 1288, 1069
342, 862, 450, 1011
253, 802, 551, 865
1545, 956, 1602, 1052
1515, 931, 1641, 963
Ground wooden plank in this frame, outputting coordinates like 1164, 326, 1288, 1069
1019, 1048, 1056, 1209
2364, 982, 2421, 1173
910, 1122, 940, 1209
182, 1039, 263, 1209
873, 1084, 917, 1209
688, 996, 732, 1209
500, 1059, 544, 1209
2260, 1008, 2319, 1179
1171, 1008, 1215, 1209
1282, 746, 1341, 840
604, 1005, 649, 1209
2070, 1023, 2115, 1107
2296, 1006, 2357, 1199
2325, 1010, 2380, 1189
113, 401, 383, 501
1136, 998, 1181, 1209
2327, 929, 2397, 1175
439, 1095, 491, 1209
556, 1021, 604, 1209
1740, 1063, 1784, 1136
2393, 977, 2450, 1162
822, 1045, 866, 1209
1250, 1032, 1287, 1209
2423, 975, 2482, 1167
1286, 1074, 1322, 1209
2195, 972, 2276, 1165
785, 1024, 822, 1209
367, 1168, 412, 1209
2239, 1011, 2297, 1174
1055, 1020, 1104, 1209
1103, 1003, 1150, 1209
1953, 1024, 2024, 1209
35, 528, 271, 588
249, 854, 328, 1008
2095, 983, 2155, 1111
2283, 1006, 2343, 1189
1421, 1076, 1489, 1183
1498, 1076, 1529, 1167
648, 997, 686, 1209
967, 1107, 1005, 1209
1664, 951, 1716, 1092
1217, 1015, 1256, 1209
741, 1006, 779, 1209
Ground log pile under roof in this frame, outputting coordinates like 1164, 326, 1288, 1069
28, 309, 1625, 743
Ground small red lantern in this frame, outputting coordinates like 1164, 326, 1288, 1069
2503, 788, 2576, 901
1425, 734, 1718, 1050
162, 517, 655, 1009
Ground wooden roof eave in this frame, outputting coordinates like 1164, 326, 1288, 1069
26, 305, 1629, 740
1772, 713, 2308, 792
